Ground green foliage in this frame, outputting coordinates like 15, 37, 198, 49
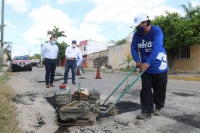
30, 54, 41, 60
0, 73, 21, 133
116, 38, 127, 45
57, 41, 69, 60
47, 26, 67, 38
46, 26, 69, 60
119, 68, 131, 72
119, 54, 133, 67
151, 2, 200, 73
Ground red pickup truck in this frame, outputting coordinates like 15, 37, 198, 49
11, 56, 32, 72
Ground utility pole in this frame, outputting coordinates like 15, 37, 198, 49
0, 0, 4, 72
38, 39, 44, 66
28, 49, 30, 56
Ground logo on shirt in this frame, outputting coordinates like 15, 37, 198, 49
138, 39, 153, 48
137, 39, 153, 52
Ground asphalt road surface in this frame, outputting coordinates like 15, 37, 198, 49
8, 67, 200, 133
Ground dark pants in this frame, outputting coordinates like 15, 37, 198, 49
140, 71, 168, 113
64, 60, 77, 83
45, 59, 57, 85
79, 64, 85, 73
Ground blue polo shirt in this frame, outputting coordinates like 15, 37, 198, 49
131, 25, 168, 74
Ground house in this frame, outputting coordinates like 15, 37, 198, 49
78, 40, 115, 68
78, 40, 115, 55
174, 45, 200, 73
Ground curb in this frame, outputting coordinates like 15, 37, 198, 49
168, 75, 200, 81
132, 72, 200, 82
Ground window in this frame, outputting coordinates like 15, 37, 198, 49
176, 46, 190, 59
84, 46, 86, 51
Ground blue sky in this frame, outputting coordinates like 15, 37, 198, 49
0, 0, 199, 57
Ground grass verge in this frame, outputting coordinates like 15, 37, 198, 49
84, 69, 96, 72
119, 68, 131, 72
0, 72, 21, 133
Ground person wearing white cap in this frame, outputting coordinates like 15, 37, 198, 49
131, 14, 168, 119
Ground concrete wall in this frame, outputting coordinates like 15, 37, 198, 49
86, 50, 108, 68
108, 43, 135, 69
174, 45, 200, 73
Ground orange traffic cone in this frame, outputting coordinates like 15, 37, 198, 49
76, 67, 81, 76
95, 66, 102, 79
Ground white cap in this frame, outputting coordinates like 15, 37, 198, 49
131, 14, 149, 27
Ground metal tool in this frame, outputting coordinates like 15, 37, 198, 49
54, 66, 144, 125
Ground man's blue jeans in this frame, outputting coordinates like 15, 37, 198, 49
64, 60, 77, 83
79, 64, 85, 73
45, 58, 57, 85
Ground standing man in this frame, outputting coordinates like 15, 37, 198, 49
131, 14, 168, 119
41, 36, 59, 88
63, 40, 82, 85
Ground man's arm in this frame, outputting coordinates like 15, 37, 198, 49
131, 33, 141, 67
65, 47, 69, 59
56, 45, 59, 56
41, 44, 46, 57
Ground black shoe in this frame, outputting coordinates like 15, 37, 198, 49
62, 81, 67, 84
72, 82, 77, 85
154, 109, 161, 116
136, 113, 151, 119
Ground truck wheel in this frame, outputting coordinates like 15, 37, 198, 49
29, 68, 32, 71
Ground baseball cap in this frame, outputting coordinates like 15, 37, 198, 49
131, 14, 149, 27
72, 40, 77, 43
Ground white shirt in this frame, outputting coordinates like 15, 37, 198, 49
65, 46, 82, 61
41, 43, 59, 59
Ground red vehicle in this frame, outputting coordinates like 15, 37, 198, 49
11, 56, 32, 72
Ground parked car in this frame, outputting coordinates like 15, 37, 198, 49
11, 56, 32, 72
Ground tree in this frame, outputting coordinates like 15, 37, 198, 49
57, 41, 69, 61
3, 43, 12, 61
115, 38, 127, 45
30, 54, 41, 60
47, 26, 67, 38
119, 54, 133, 69
152, 2, 200, 74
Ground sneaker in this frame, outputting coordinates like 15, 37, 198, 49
154, 109, 161, 116
50, 84, 55, 87
46, 85, 50, 88
72, 82, 77, 85
136, 113, 151, 119
62, 81, 67, 84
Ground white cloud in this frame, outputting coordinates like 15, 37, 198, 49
57, 0, 79, 4
5, 0, 29, 13
84, 0, 181, 24
23, 4, 105, 47
191, 0, 199, 7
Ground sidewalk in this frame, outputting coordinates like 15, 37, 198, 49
102, 68, 200, 82
0, 67, 10, 75
168, 73, 200, 81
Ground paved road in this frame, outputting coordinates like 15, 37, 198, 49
8, 67, 200, 133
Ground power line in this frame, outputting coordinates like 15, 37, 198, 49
6, 4, 26, 32
67, 0, 150, 40
87, 0, 123, 20
72, 2, 94, 19
101, 0, 151, 35
67, 0, 85, 17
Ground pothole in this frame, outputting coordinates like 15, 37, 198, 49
173, 92, 195, 97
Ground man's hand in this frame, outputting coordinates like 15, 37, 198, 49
141, 63, 149, 71
136, 62, 142, 68
70, 57, 75, 60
